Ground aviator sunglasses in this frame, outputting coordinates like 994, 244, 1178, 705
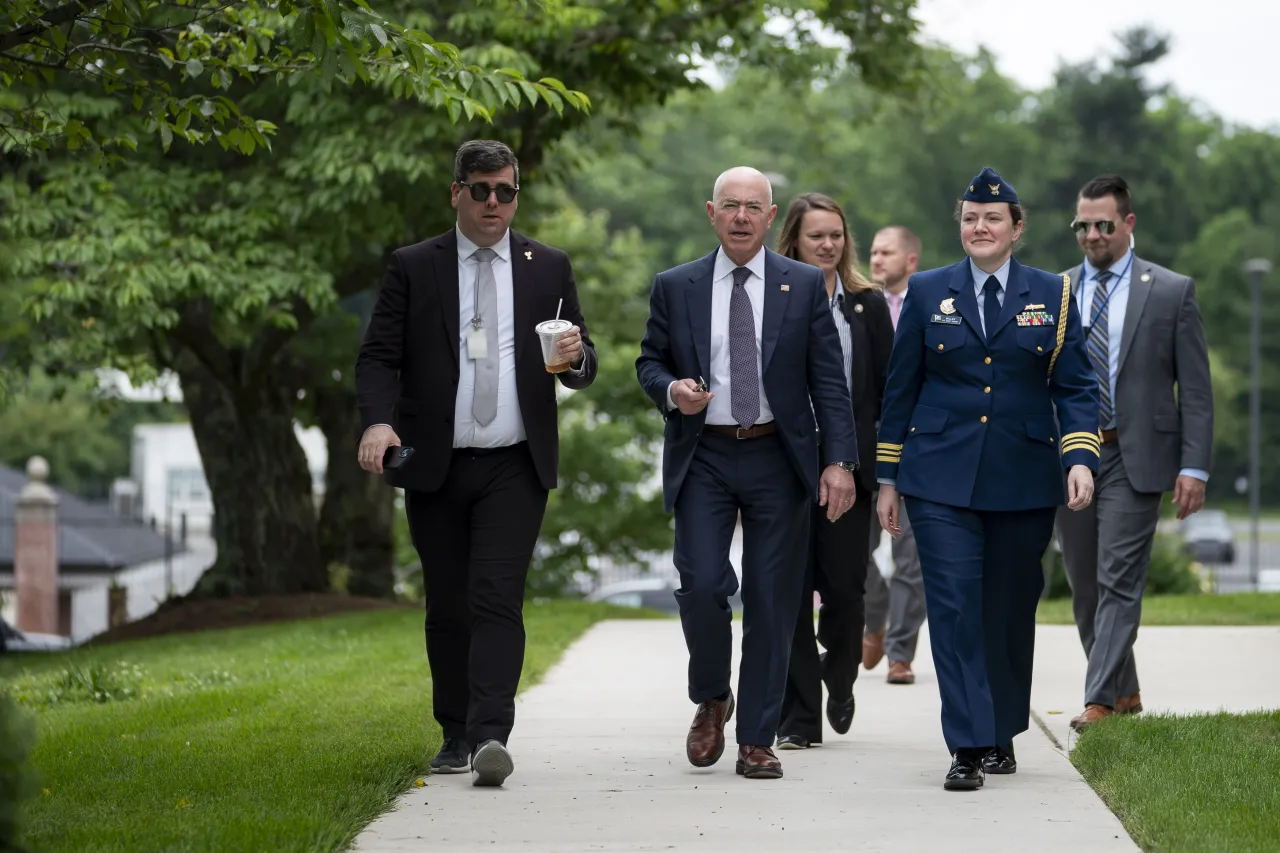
459, 180, 520, 204
1070, 218, 1117, 235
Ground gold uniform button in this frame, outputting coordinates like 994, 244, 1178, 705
1037, 345, 1044, 352
1050, 437, 1055, 443
984, 386, 991, 394
984, 357, 992, 364
910, 427, 916, 432
980, 416, 988, 423
937, 343, 945, 351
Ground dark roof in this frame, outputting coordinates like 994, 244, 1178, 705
0, 464, 178, 572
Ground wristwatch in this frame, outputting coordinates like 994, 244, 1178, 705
833, 461, 859, 474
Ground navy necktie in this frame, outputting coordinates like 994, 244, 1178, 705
982, 275, 1001, 340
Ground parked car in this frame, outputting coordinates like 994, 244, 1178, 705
585, 578, 744, 614
586, 578, 680, 613
0, 616, 74, 653
1179, 509, 1236, 565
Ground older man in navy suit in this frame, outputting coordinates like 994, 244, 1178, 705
636, 167, 859, 780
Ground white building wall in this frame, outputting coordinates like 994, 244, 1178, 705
130, 422, 328, 537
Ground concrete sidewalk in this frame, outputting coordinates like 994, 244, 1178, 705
1031, 623, 1280, 749
354, 619, 1135, 852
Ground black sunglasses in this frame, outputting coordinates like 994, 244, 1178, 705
1070, 219, 1117, 235
459, 180, 519, 204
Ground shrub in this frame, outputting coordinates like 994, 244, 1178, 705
0, 691, 37, 852
1042, 531, 1203, 600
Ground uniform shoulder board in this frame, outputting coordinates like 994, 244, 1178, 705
1047, 272, 1071, 376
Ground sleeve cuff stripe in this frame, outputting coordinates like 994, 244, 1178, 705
1061, 432, 1101, 444
876, 443, 904, 450
1062, 445, 1101, 457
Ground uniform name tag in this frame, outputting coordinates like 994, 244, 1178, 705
1015, 311, 1056, 327
930, 314, 962, 325
466, 324, 489, 360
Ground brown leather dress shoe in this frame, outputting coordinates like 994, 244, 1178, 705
862, 629, 886, 670
686, 692, 735, 767
1117, 692, 1143, 715
886, 661, 915, 684
736, 745, 783, 779
1069, 704, 1115, 731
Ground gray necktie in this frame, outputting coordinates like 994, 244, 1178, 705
471, 247, 498, 426
729, 266, 760, 429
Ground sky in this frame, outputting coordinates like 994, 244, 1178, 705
915, 0, 1280, 131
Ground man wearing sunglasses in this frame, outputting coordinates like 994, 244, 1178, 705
356, 139, 597, 787
1055, 174, 1213, 731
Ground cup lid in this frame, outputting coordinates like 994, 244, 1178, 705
536, 319, 573, 333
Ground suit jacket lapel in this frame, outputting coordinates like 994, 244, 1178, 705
684, 251, 717, 380
761, 250, 789, 372
990, 257, 1030, 341
1118, 256, 1154, 375
435, 230, 461, 371
947, 262, 985, 347
510, 230, 534, 361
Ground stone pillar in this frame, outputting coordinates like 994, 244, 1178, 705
15, 456, 60, 635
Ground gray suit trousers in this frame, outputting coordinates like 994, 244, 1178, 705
865, 494, 927, 664
1054, 444, 1162, 708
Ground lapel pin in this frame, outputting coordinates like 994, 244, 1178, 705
781, 284, 790, 292
854, 303, 864, 313
524, 250, 533, 260
1140, 272, 1150, 282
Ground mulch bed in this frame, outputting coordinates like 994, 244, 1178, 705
89, 593, 412, 645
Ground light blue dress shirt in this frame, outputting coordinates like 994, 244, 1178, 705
1078, 250, 1207, 483
969, 257, 1009, 337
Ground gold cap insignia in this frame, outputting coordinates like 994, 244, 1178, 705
940, 297, 956, 315
989, 184, 1000, 195
969, 185, 975, 192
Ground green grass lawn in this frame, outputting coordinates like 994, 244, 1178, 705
1036, 592, 1280, 625
0, 600, 649, 853
1072, 711, 1280, 853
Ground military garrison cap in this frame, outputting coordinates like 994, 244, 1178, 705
963, 167, 1019, 204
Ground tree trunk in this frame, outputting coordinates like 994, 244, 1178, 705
176, 358, 327, 596
313, 382, 396, 598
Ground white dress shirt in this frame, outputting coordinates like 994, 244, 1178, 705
668, 246, 774, 425
828, 276, 854, 397
969, 256, 1010, 337
454, 227, 526, 448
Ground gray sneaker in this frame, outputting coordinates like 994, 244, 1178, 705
471, 739, 514, 787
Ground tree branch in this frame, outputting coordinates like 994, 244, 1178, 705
0, 0, 110, 53
171, 300, 237, 387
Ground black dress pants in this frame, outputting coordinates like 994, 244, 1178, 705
779, 476, 873, 743
404, 442, 548, 748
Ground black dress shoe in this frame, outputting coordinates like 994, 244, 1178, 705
430, 736, 470, 774
983, 743, 1017, 775
944, 749, 985, 791
826, 694, 856, 735
776, 734, 811, 750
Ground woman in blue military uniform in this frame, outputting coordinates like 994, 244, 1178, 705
875, 167, 1099, 790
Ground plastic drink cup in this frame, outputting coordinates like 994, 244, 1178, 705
536, 319, 574, 374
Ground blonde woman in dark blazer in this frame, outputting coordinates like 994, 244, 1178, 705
774, 192, 894, 747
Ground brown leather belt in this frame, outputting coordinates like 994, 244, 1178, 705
1100, 428, 1118, 445
704, 422, 780, 440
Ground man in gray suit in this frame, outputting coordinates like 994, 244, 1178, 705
1055, 174, 1213, 731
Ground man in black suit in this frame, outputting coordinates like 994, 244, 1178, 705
356, 139, 597, 787
636, 167, 859, 780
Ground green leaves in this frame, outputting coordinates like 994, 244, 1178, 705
1, 0, 592, 159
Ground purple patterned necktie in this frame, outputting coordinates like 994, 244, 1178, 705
729, 266, 760, 429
